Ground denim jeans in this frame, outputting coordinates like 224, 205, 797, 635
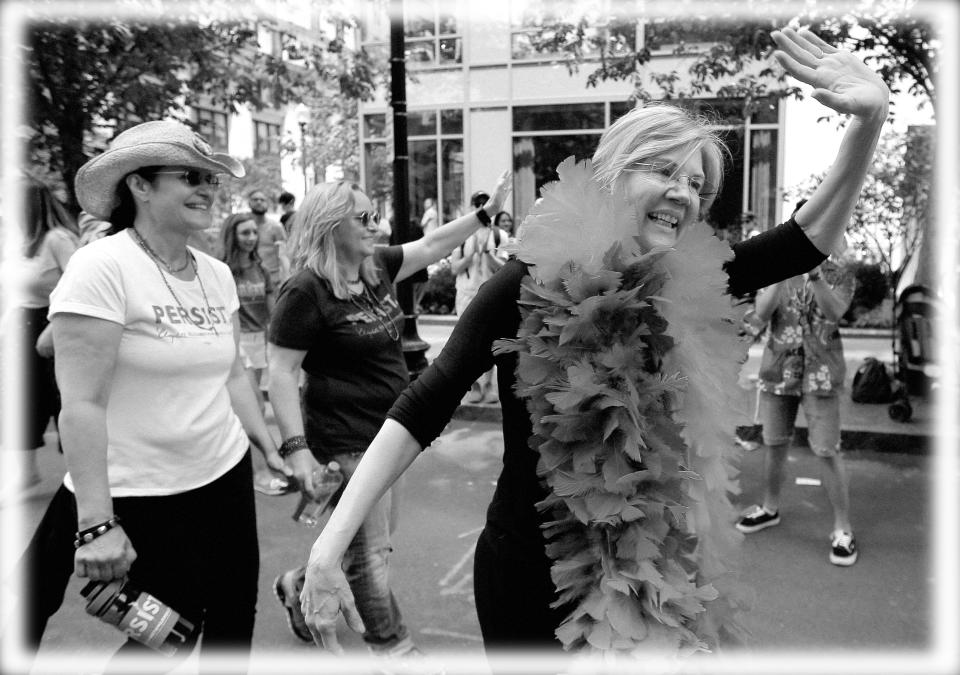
292, 450, 409, 649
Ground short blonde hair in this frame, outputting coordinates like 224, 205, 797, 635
592, 103, 728, 214
286, 181, 380, 299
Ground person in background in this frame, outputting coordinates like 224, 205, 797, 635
19, 120, 284, 673
279, 191, 297, 234
247, 188, 288, 287
419, 197, 438, 237
296, 28, 887, 665
222, 212, 289, 496
449, 191, 509, 403
2, 179, 80, 497
493, 211, 515, 241
268, 172, 511, 667
736, 200, 858, 566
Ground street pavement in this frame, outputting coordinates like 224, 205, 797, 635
3, 315, 950, 675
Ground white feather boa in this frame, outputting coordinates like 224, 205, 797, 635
495, 156, 753, 657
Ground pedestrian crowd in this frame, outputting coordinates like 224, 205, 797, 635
2, 25, 889, 675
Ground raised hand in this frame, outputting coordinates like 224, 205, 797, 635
301, 560, 365, 653
771, 27, 889, 118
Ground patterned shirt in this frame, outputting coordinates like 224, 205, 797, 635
758, 262, 854, 397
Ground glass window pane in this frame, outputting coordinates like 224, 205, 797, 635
363, 141, 393, 205
406, 39, 435, 64
441, 139, 464, 222
440, 109, 463, 135
364, 114, 387, 139
408, 110, 437, 136
749, 129, 778, 231
513, 103, 605, 132
409, 139, 438, 232
438, 12, 457, 35
610, 99, 634, 123
677, 98, 744, 126
512, 134, 601, 221
439, 37, 462, 64
750, 95, 779, 124
404, 0, 435, 37
704, 127, 744, 234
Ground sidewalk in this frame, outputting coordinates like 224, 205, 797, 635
418, 314, 936, 455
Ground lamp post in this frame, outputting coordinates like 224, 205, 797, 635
296, 104, 310, 194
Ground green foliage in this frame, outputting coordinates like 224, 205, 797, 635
520, 1, 936, 114
24, 5, 383, 213
419, 264, 456, 315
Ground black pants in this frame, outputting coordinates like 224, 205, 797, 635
473, 524, 567, 671
21, 451, 259, 673
17, 306, 60, 450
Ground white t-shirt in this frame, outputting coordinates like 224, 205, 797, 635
49, 230, 247, 496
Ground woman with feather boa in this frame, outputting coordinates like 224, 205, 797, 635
296, 27, 890, 671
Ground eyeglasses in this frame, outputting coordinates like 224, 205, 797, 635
153, 170, 221, 188
352, 211, 381, 228
622, 162, 715, 201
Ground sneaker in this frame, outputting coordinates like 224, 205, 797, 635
734, 425, 762, 451
830, 530, 859, 566
736, 505, 780, 533
274, 570, 312, 642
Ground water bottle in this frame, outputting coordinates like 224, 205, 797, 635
292, 461, 344, 527
81, 578, 197, 655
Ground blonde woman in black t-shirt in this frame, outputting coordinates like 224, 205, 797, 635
268, 174, 510, 662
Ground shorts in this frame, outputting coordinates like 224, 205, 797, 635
238, 331, 267, 370
760, 390, 841, 457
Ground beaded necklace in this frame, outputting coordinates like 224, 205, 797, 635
131, 228, 219, 336
350, 282, 400, 342
130, 228, 191, 273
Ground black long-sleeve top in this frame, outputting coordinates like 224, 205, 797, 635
388, 217, 825, 551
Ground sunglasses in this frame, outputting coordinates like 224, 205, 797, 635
153, 169, 222, 188
352, 211, 381, 228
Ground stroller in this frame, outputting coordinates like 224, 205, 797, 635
887, 283, 938, 422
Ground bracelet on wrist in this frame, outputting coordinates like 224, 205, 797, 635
74, 516, 122, 549
279, 435, 309, 459
475, 207, 491, 226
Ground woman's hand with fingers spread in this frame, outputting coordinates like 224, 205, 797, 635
301, 559, 365, 653
771, 27, 889, 119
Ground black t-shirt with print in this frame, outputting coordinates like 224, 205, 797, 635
269, 246, 407, 458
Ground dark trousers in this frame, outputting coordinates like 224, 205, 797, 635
17, 306, 60, 450
473, 524, 567, 671
21, 451, 259, 673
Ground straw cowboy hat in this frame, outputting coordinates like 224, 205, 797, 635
75, 120, 245, 219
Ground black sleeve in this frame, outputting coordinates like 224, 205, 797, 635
269, 277, 324, 349
387, 259, 526, 448
725, 217, 827, 297
375, 245, 404, 283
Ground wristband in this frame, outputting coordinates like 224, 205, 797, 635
74, 516, 122, 549
475, 207, 491, 226
279, 435, 309, 459
808, 273, 821, 282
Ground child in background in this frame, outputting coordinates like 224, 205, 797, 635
222, 213, 289, 495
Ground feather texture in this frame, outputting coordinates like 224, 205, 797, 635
500, 160, 753, 659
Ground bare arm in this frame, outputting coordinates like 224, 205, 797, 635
754, 281, 785, 323
770, 28, 889, 256
301, 419, 422, 652
807, 268, 852, 322
447, 237, 473, 277
395, 170, 512, 282
267, 342, 321, 494
227, 314, 284, 474
53, 313, 136, 582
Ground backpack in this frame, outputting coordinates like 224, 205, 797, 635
850, 357, 894, 403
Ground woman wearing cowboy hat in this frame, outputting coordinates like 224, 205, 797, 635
19, 120, 284, 671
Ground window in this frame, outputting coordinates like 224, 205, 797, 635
640, 17, 741, 55
192, 107, 229, 152
253, 120, 281, 157
511, 0, 638, 61
512, 102, 614, 221
359, 0, 461, 68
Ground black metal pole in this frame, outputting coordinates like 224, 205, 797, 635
389, 0, 428, 378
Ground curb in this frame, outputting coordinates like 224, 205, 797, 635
450, 406, 933, 456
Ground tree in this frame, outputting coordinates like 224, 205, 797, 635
519, 0, 937, 116
24, 2, 383, 213
784, 126, 932, 286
